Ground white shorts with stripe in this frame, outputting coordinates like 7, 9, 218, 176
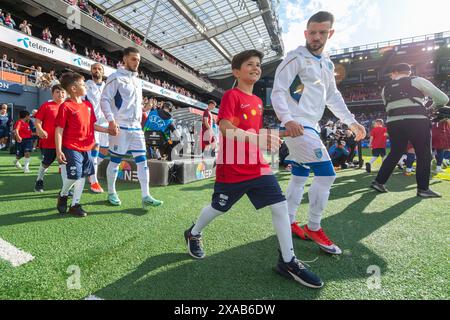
95, 131, 109, 149
109, 127, 146, 157
284, 128, 330, 165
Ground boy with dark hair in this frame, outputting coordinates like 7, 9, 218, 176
183, 50, 323, 289
34, 84, 67, 192
55, 72, 109, 217
366, 119, 388, 173
13, 110, 33, 173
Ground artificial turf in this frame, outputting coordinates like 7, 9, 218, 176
0, 151, 448, 300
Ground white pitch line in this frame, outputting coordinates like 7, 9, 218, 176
0, 238, 34, 267
84, 295, 104, 300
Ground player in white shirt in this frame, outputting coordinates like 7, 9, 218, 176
271, 11, 366, 255
85, 63, 108, 193
100, 47, 163, 209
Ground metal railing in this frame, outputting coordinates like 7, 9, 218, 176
330, 31, 450, 56
0, 60, 40, 86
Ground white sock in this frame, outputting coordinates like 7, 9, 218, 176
60, 166, 76, 196
270, 201, 295, 263
89, 156, 99, 184
286, 175, 308, 224
107, 161, 120, 194
137, 161, 150, 198
307, 176, 336, 231
369, 157, 378, 165
71, 178, 86, 206
191, 205, 225, 236
37, 164, 48, 181
24, 157, 31, 169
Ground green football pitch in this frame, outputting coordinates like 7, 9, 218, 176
0, 151, 448, 300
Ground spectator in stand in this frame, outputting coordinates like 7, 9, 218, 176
19, 20, 32, 36
4, 13, 16, 29
9, 58, 18, 72
1, 54, 11, 70
42, 27, 52, 43
0, 9, 5, 25
24, 65, 36, 83
64, 37, 72, 50
55, 35, 64, 49
71, 44, 77, 54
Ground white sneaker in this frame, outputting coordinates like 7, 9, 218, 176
13, 160, 22, 169
435, 166, 443, 173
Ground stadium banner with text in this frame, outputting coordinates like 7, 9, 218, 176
0, 25, 207, 109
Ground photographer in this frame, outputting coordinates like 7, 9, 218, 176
371, 63, 449, 197
329, 140, 350, 169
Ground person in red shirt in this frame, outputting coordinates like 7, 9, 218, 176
33, 84, 67, 192
55, 72, 109, 217
366, 119, 388, 173
13, 110, 33, 173
183, 50, 323, 289
432, 119, 450, 172
201, 100, 217, 156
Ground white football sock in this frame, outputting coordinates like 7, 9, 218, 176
60, 166, 76, 196
107, 161, 120, 194
24, 157, 30, 169
37, 164, 48, 181
286, 175, 308, 224
307, 176, 335, 231
191, 205, 225, 236
136, 161, 150, 198
270, 201, 295, 263
71, 177, 86, 206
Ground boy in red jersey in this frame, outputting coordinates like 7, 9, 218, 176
55, 72, 109, 217
183, 50, 323, 289
366, 119, 388, 173
13, 110, 33, 173
33, 84, 67, 192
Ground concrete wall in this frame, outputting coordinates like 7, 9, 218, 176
0, 85, 51, 112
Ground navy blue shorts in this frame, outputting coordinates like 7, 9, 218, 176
16, 138, 33, 158
372, 148, 386, 157
41, 148, 57, 166
211, 175, 286, 212
63, 147, 94, 180
0, 128, 9, 138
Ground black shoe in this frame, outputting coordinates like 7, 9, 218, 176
365, 162, 371, 173
184, 224, 205, 259
275, 251, 323, 289
417, 189, 442, 198
370, 180, 388, 193
34, 180, 44, 192
57, 193, 68, 214
68, 204, 87, 217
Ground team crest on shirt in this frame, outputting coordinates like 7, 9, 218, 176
327, 62, 333, 70
218, 194, 229, 207
314, 148, 323, 160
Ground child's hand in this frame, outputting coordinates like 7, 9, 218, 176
37, 129, 48, 139
57, 151, 67, 164
16, 137, 22, 143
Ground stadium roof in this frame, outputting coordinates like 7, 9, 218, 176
92, 0, 284, 77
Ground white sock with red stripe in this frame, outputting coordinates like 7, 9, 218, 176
286, 175, 308, 224
307, 176, 335, 231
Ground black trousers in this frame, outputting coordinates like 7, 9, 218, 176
375, 119, 432, 190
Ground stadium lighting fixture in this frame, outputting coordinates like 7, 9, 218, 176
434, 46, 440, 50
422, 48, 426, 51
427, 47, 433, 51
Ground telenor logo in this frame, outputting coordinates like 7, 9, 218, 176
17, 37, 30, 48
73, 58, 82, 66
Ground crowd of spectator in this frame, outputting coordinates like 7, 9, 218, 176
2, 52, 60, 89
1, 6, 208, 101
340, 85, 383, 102
61, 0, 217, 87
